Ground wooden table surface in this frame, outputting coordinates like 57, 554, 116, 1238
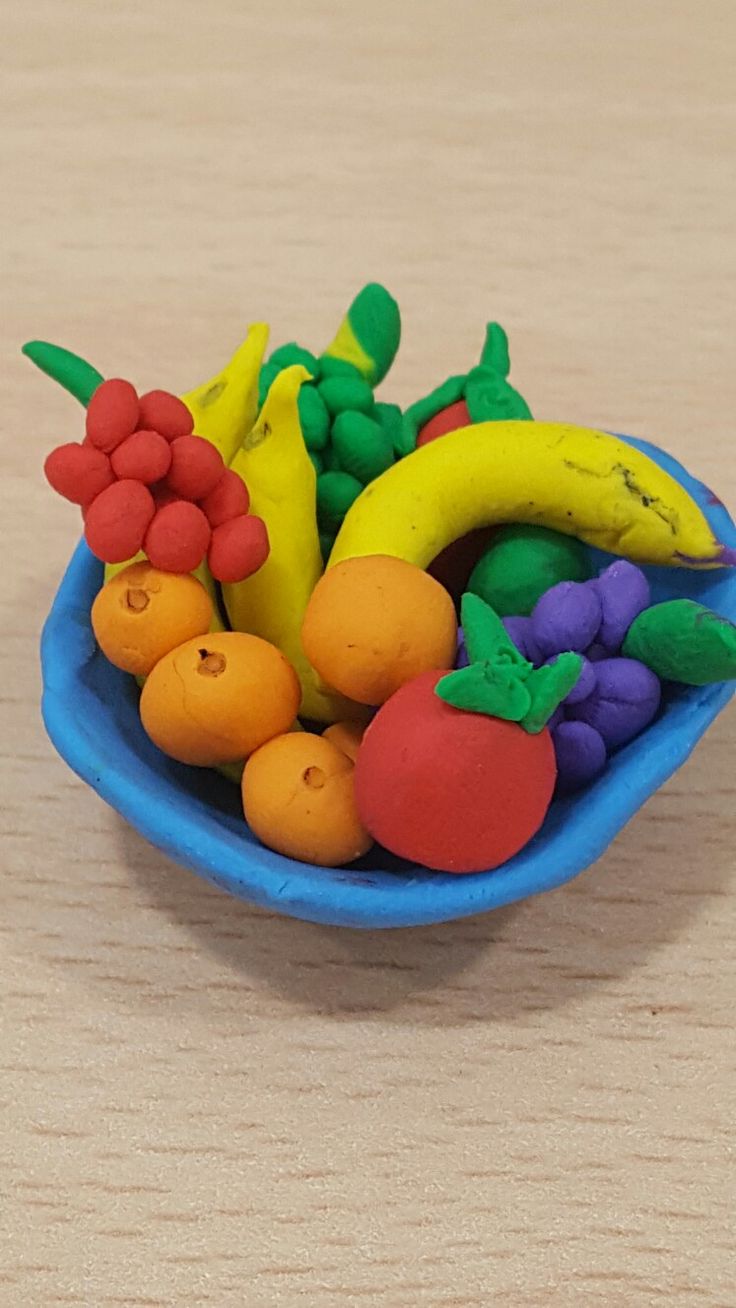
2, 3, 734, 1304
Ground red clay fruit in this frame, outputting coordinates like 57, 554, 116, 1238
84, 479, 156, 563
144, 500, 211, 573
85, 379, 140, 452
166, 434, 224, 500
138, 389, 194, 440
199, 469, 250, 527
416, 399, 472, 447
111, 429, 172, 484
44, 442, 114, 505
208, 514, 269, 583
354, 670, 557, 873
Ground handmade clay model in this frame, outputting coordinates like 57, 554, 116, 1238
28, 297, 736, 890
139, 632, 301, 767
302, 554, 457, 706
242, 732, 372, 866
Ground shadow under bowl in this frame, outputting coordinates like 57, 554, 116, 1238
41, 435, 736, 929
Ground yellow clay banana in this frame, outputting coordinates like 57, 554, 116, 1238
329, 421, 729, 570
181, 323, 269, 465
224, 365, 367, 724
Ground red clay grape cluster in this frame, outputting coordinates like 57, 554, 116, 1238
44, 379, 269, 582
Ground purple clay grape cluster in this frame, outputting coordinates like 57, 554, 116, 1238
456, 560, 662, 793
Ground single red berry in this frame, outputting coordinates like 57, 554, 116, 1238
84, 479, 155, 564
144, 501, 211, 573
44, 442, 114, 505
165, 434, 224, 500
138, 390, 194, 440
111, 429, 172, 484
85, 379, 140, 452
417, 399, 472, 448
199, 469, 250, 527
208, 514, 270, 583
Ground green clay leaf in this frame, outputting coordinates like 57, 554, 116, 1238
460, 591, 532, 672
522, 653, 583, 734
465, 365, 533, 423
479, 322, 510, 377
22, 340, 104, 407
436, 662, 532, 721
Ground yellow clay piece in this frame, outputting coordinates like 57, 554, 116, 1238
329, 421, 725, 570
181, 323, 270, 466
322, 317, 374, 382
224, 365, 367, 724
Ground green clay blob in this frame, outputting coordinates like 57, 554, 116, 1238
319, 530, 336, 564
257, 360, 281, 409
374, 402, 405, 456
268, 342, 319, 374
317, 374, 375, 418
461, 590, 530, 668
298, 385, 331, 451
622, 599, 736, 685
468, 525, 592, 617
317, 356, 364, 382
316, 470, 363, 533
22, 340, 104, 407
345, 282, 401, 386
465, 364, 533, 423
330, 410, 394, 484
308, 449, 325, 477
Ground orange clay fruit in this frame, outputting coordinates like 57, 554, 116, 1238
140, 632, 301, 766
242, 732, 373, 866
301, 554, 457, 706
322, 720, 365, 762
91, 561, 213, 677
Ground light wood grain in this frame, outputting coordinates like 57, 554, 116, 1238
2, 2, 735, 1304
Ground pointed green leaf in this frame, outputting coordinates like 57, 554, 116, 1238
460, 592, 532, 672
22, 340, 104, 407
522, 653, 583, 733
479, 322, 510, 377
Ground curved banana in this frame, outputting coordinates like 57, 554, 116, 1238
224, 365, 367, 724
181, 323, 269, 464
329, 421, 730, 571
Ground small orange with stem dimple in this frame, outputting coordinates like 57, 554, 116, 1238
242, 732, 373, 866
140, 632, 301, 766
91, 561, 213, 677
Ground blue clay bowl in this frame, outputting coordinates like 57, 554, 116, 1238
41, 436, 736, 929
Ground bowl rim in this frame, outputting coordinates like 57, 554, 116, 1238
41, 434, 736, 928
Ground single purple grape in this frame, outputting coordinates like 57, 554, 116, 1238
553, 720, 607, 793
502, 615, 543, 665
592, 560, 651, 651
531, 580, 602, 658
566, 656, 661, 750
